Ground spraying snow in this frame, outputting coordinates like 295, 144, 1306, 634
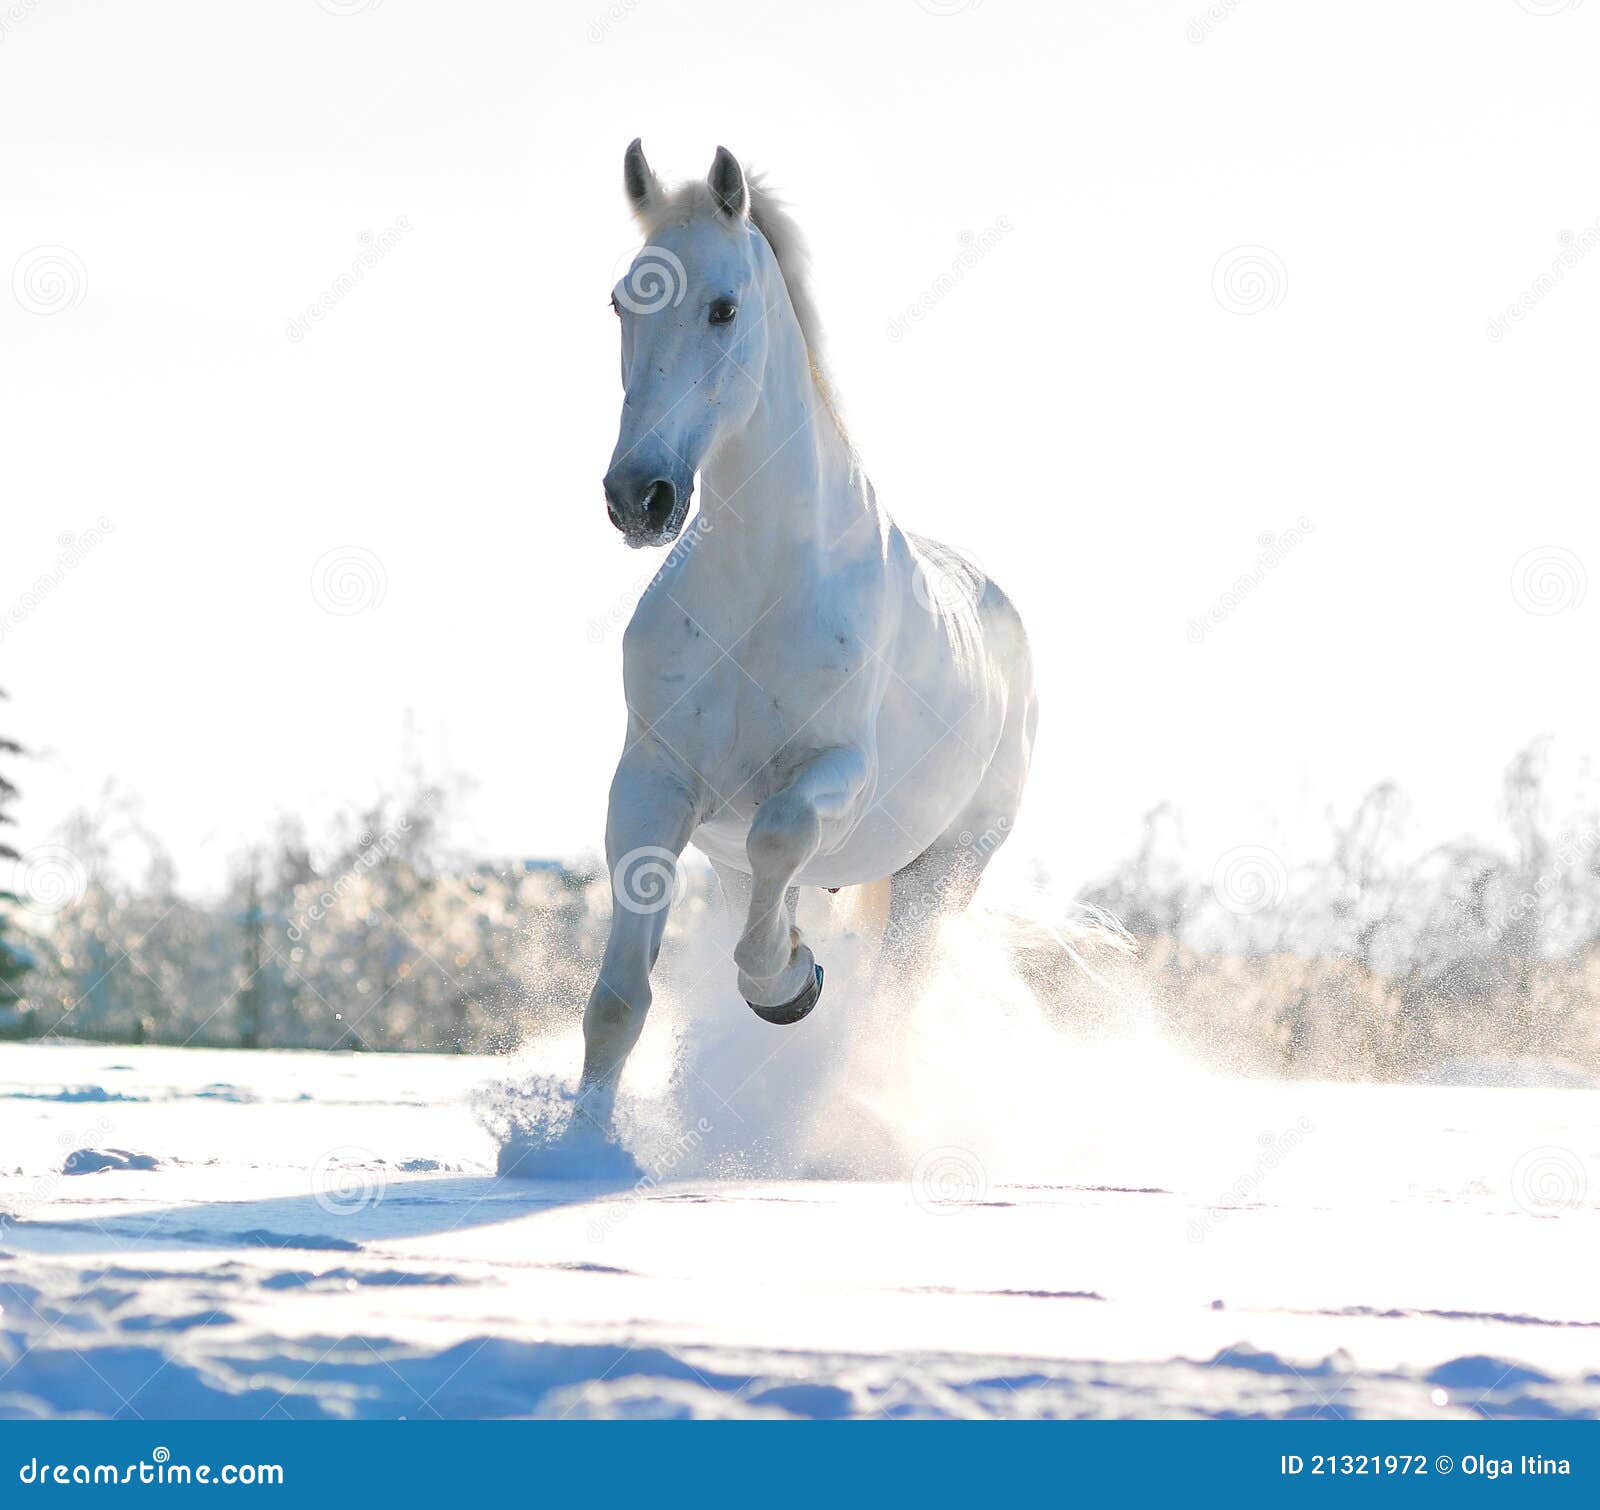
481, 887, 1449, 1215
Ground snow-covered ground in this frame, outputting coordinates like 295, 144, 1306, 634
2, 1030, 1597, 1421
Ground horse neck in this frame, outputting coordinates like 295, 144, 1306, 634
696, 268, 874, 578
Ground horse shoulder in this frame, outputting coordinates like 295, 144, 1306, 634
618, 568, 720, 714
803, 520, 900, 648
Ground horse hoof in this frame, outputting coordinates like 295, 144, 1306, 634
746, 963, 823, 1026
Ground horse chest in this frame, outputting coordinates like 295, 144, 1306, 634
623, 602, 872, 808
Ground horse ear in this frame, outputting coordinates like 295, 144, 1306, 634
707, 146, 749, 221
623, 138, 661, 219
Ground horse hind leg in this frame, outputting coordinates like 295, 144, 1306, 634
876, 775, 1029, 999
874, 841, 988, 1001
877, 623, 1036, 995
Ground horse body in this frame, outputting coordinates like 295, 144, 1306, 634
570, 141, 1036, 1138
625, 516, 1018, 891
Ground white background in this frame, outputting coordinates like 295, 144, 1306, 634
3, 0, 1597, 896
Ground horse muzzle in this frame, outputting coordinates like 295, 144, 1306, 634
602, 466, 692, 548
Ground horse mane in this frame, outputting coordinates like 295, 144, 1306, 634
638, 171, 843, 433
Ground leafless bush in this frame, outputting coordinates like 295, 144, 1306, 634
9, 742, 1600, 1081
12, 783, 627, 1052
1062, 741, 1600, 1081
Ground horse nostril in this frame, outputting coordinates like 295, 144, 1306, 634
642, 479, 676, 530
603, 475, 626, 530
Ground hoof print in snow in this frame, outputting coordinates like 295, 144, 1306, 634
63, 1147, 162, 1175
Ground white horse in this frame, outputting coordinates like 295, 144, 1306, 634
562, 142, 1036, 1147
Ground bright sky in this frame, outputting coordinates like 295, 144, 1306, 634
2, 0, 1598, 898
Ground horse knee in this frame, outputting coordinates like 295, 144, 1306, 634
584, 980, 647, 1040
748, 788, 821, 873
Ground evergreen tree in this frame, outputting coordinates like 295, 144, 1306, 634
0, 690, 35, 1027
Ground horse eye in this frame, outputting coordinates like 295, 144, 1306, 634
709, 299, 737, 326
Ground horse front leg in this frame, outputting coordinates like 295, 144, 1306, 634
576, 750, 698, 1133
734, 746, 869, 1023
